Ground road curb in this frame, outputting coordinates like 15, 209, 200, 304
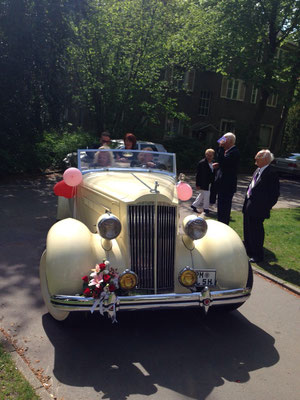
0, 331, 53, 400
252, 265, 300, 296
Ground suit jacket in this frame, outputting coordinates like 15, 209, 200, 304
243, 165, 280, 219
215, 146, 240, 195
195, 158, 215, 190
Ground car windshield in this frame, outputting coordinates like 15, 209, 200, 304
279, 153, 300, 160
77, 149, 176, 176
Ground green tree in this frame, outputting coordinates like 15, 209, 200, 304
199, 0, 300, 156
0, 0, 86, 173
67, 0, 202, 137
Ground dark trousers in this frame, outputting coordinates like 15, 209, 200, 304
243, 212, 265, 260
217, 192, 234, 225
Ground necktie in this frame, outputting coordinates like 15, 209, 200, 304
247, 169, 260, 198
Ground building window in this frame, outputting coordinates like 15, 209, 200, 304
251, 86, 258, 104
259, 125, 273, 147
220, 77, 246, 101
267, 93, 278, 107
183, 70, 195, 92
220, 119, 236, 133
198, 90, 211, 116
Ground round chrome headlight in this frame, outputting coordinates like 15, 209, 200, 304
97, 213, 121, 240
183, 216, 207, 240
119, 270, 138, 290
178, 267, 197, 287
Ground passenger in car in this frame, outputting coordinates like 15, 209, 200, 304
117, 133, 138, 162
132, 147, 165, 169
94, 146, 114, 167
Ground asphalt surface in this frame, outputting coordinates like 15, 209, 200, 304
0, 172, 300, 400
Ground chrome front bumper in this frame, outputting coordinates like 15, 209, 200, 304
50, 287, 251, 313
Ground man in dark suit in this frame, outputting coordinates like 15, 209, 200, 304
243, 149, 280, 263
191, 149, 215, 214
213, 132, 240, 225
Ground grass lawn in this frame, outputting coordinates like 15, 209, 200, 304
0, 343, 40, 400
222, 208, 300, 287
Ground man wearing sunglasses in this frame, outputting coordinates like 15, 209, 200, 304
100, 131, 111, 147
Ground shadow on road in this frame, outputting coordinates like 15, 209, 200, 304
257, 247, 300, 286
43, 308, 279, 400
0, 175, 59, 312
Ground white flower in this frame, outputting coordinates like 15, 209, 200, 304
104, 260, 110, 267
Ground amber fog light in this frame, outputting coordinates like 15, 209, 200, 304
119, 270, 138, 290
179, 267, 197, 287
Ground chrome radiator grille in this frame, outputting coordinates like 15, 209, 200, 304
128, 204, 176, 292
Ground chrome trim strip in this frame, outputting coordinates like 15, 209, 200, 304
50, 287, 251, 311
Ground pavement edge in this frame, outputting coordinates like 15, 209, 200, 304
252, 265, 300, 296
0, 332, 53, 400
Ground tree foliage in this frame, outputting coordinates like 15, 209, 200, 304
0, 0, 86, 172
67, 0, 204, 136
199, 0, 300, 154
1, 0, 300, 174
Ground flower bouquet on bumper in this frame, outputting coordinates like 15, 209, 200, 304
82, 260, 119, 322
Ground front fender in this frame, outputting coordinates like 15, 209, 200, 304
194, 220, 249, 289
44, 218, 124, 295
45, 218, 97, 295
175, 219, 249, 291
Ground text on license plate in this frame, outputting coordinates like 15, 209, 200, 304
195, 269, 216, 286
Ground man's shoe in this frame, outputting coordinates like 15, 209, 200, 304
191, 205, 198, 213
249, 257, 263, 263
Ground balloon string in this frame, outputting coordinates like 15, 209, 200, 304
73, 186, 77, 218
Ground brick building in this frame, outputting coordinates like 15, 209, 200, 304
165, 69, 283, 148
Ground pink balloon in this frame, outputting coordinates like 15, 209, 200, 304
63, 167, 83, 187
176, 182, 193, 201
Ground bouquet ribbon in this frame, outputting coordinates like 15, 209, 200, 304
90, 291, 118, 323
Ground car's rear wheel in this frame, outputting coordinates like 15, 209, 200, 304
40, 251, 70, 321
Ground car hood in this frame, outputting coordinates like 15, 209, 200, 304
81, 171, 178, 203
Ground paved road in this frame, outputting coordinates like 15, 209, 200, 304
181, 173, 300, 215
0, 174, 299, 400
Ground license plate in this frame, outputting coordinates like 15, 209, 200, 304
195, 269, 216, 286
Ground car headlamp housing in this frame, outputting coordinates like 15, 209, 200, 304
119, 270, 138, 291
183, 216, 208, 240
178, 267, 197, 287
97, 213, 121, 240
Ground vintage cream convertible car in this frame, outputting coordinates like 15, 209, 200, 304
40, 148, 253, 321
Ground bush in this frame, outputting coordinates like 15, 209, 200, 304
35, 130, 97, 170
161, 135, 208, 172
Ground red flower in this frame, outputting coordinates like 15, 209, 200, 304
109, 284, 116, 292
82, 275, 89, 283
83, 288, 91, 296
93, 286, 103, 298
99, 263, 106, 271
103, 274, 111, 283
